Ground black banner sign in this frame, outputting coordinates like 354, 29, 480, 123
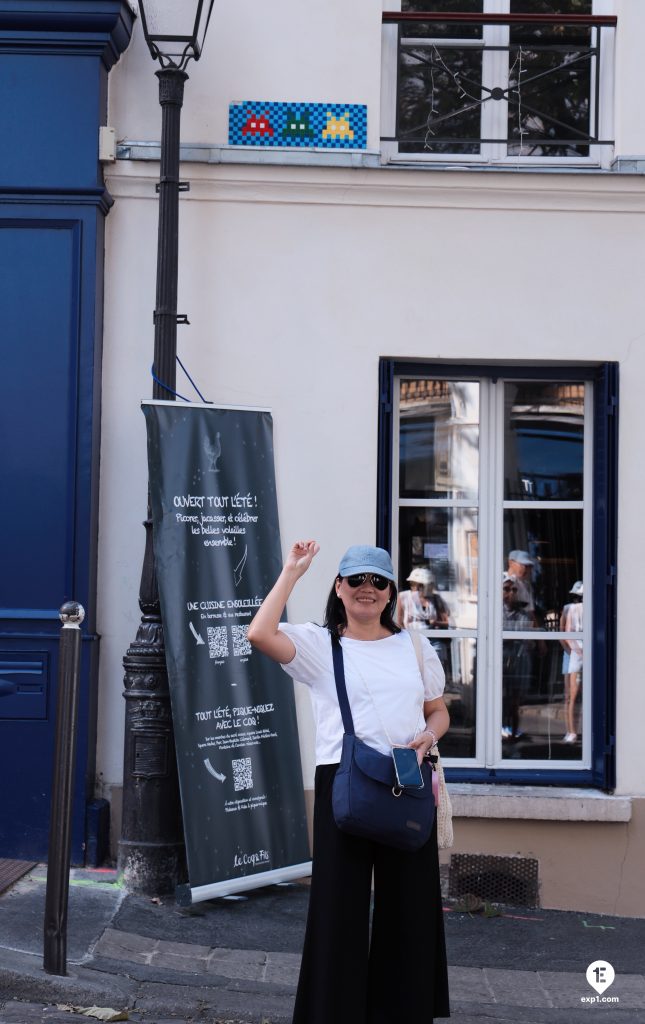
143, 402, 311, 901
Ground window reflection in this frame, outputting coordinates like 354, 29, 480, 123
504, 509, 582, 629
400, 379, 479, 500
508, 1, 592, 159
394, 372, 590, 768
399, 507, 478, 629
398, 3, 484, 154
430, 637, 476, 759
504, 382, 584, 500
399, 47, 484, 155
403, 0, 483, 41
501, 640, 583, 761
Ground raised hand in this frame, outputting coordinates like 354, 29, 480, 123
285, 540, 320, 577
248, 540, 320, 663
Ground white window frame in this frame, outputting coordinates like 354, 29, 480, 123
392, 374, 593, 770
380, 0, 615, 168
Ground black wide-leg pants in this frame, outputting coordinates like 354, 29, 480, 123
292, 763, 450, 1024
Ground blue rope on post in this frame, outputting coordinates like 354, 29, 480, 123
150, 364, 190, 402
150, 359, 210, 404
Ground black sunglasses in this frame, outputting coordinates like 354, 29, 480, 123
344, 573, 390, 591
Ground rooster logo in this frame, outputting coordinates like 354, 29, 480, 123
204, 432, 221, 472
234, 545, 248, 587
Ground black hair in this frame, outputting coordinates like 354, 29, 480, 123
323, 576, 401, 639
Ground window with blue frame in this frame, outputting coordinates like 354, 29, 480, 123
378, 363, 617, 787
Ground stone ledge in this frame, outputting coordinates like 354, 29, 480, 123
448, 784, 632, 823
115, 141, 645, 177
116, 141, 381, 169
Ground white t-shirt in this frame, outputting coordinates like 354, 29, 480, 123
278, 623, 445, 765
563, 601, 583, 655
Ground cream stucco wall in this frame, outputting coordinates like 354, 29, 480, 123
109, 0, 384, 151
100, 163, 645, 800
98, 3, 645, 886
613, 0, 645, 156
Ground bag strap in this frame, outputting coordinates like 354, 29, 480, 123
409, 628, 425, 676
330, 634, 355, 736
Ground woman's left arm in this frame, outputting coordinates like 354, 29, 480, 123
409, 697, 450, 763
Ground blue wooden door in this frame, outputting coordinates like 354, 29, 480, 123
0, 210, 100, 861
0, 1, 133, 861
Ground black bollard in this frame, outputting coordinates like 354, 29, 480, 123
43, 601, 85, 976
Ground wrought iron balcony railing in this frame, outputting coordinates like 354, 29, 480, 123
381, 11, 617, 160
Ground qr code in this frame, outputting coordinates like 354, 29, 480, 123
206, 626, 228, 659
231, 624, 252, 657
232, 757, 253, 792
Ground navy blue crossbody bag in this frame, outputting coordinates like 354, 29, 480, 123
330, 635, 435, 852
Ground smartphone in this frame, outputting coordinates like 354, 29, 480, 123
392, 746, 424, 789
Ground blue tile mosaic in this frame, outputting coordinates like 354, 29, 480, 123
229, 101, 367, 149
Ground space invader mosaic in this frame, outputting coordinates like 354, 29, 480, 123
229, 101, 367, 149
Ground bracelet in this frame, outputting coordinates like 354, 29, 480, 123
423, 728, 438, 747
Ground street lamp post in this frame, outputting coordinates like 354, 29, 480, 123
118, 0, 216, 895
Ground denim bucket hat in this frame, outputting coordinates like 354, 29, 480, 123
338, 545, 396, 583
508, 549, 534, 566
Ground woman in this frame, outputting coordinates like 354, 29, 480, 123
398, 566, 450, 633
560, 581, 583, 744
248, 540, 450, 1024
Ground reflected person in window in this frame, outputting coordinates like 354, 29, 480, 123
502, 572, 533, 741
507, 550, 538, 626
398, 567, 450, 631
560, 581, 583, 744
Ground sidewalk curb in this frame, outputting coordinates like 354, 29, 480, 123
0, 958, 295, 1023
0, 949, 137, 1007
2, 872, 645, 1023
